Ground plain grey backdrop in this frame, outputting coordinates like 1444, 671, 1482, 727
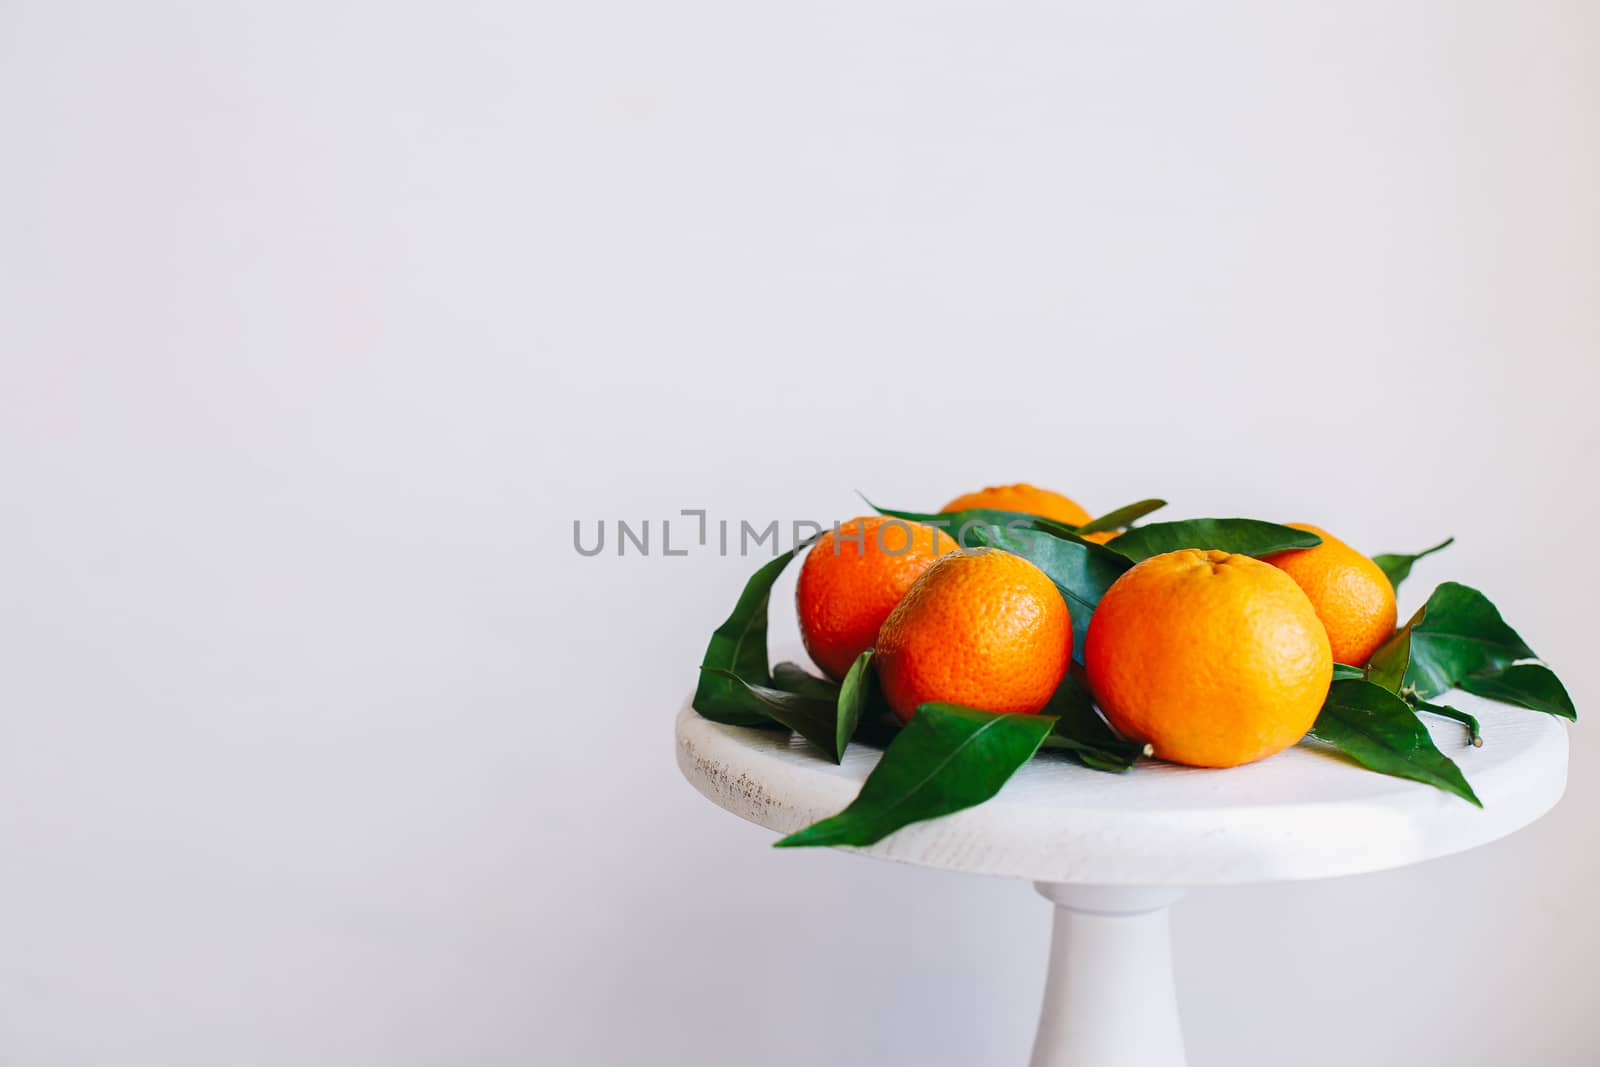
2, 1, 1596, 1064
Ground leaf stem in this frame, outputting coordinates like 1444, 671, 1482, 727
1413, 699, 1484, 748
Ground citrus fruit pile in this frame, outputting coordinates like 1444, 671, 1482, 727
691, 485, 1576, 848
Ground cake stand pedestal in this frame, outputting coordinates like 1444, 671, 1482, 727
674, 697, 1567, 1067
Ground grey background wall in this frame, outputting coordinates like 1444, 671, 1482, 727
2, 1, 1596, 1064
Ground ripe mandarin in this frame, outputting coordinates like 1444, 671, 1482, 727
1084, 549, 1333, 768
1262, 524, 1398, 667
942, 483, 1092, 526
874, 549, 1072, 723
796, 516, 957, 680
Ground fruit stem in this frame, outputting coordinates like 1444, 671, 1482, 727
1414, 700, 1483, 748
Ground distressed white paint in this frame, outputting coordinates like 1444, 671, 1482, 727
676, 689, 1568, 1065
675, 695, 1567, 886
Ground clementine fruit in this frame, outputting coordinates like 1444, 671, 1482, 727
1084, 549, 1332, 768
1262, 524, 1397, 667
874, 550, 1072, 723
796, 516, 958, 680
942, 483, 1092, 526
942, 482, 1120, 544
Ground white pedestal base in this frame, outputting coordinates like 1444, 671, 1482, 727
1030, 885, 1187, 1067
676, 698, 1569, 1065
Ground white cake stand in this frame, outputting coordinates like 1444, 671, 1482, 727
674, 694, 1567, 1067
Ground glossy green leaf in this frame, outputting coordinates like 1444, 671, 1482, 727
1365, 626, 1411, 693
1037, 672, 1146, 771
692, 549, 799, 726
968, 523, 1132, 664
1332, 663, 1366, 681
1379, 584, 1576, 722
774, 704, 1056, 847
865, 498, 1081, 547
702, 668, 844, 763
1309, 679, 1480, 806
1076, 499, 1168, 535
868, 495, 1167, 539
771, 661, 841, 703
1401, 582, 1536, 699
1372, 537, 1454, 592
835, 650, 875, 757
1458, 664, 1576, 721
1108, 519, 1321, 562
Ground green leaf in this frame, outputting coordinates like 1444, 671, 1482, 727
1038, 672, 1145, 771
968, 523, 1132, 664
1332, 663, 1366, 681
702, 668, 845, 763
1458, 664, 1576, 721
1108, 519, 1321, 562
1365, 626, 1411, 693
1309, 679, 1480, 806
692, 549, 800, 726
865, 499, 1081, 546
774, 704, 1056, 847
1401, 582, 1536, 699
771, 661, 841, 703
1391, 583, 1576, 721
868, 494, 1167, 540
835, 650, 875, 757
1372, 537, 1454, 592
1076, 499, 1168, 535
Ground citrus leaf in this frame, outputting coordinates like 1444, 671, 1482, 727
1458, 664, 1576, 721
835, 650, 875, 757
1372, 537, 1454, 592
865, 498, 1081, 546
1401, 582, 1536, 699
868, 494, 1167, 540
702, 668, 845, 763
1385, 584, 1575, 721
774, 704, 1056, 847
1108, 519, 1321, 562
1365, 625, 1411, 693
772, 661, 841, 703
692, 549, 800, 725
1076, 499, 1168, 535
1038, 672, 1145, 771
1332, 663, 1366, 681
1309, 679, 1480, 806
